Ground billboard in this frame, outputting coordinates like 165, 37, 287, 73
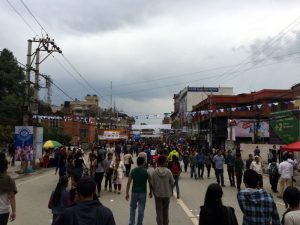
15, 126, 34, 161
270, 110, 299, 144
232, 119, 269, 139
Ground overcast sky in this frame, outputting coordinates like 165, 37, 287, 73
1, 0, 300, 123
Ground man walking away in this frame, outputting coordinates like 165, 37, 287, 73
189, 150, 197, 180
268, 157, 279, 193
237, 169, 280, 225
234, 153, 244, 191
245, 154, 253, 170
277, 153, 293, 198
225, 150, 235, 187
168, 155, 181, 199
196, 150, 205, 179
126, 157, 152, 225
54, 176, 116, 225
204, 152, 212, 178
213, 150, 225, 187
151, 156, 175, 225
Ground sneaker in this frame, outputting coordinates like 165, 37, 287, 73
118, 191, 121, 194
221, 184, 226, 187
109, 189, 112, 192
277, 195, 282, 198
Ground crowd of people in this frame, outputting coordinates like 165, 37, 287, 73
1, 140, 300, 225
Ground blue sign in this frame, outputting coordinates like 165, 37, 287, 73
188, 87, 219, 92
15, 126, 34, 162
133, 134, 141, 141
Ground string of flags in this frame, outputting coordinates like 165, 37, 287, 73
32, 113, 173, 122
32, 100, 295, 121
174, 100, 295, 117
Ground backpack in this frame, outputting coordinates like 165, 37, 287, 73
269, 162, 278, 176
171, 162, 180, 176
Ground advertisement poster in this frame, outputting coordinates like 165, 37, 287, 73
35, 127, 43, 159
99, 131, 120, 140
270, 110, 299, 144
15, 126, 34, 161
232, 119, 269, 139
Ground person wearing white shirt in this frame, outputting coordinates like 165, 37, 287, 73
250, 156, 263, 188
277, 154, 293, 198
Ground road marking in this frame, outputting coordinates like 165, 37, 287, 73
177, 199, 198, 225
16, 172, 53, 187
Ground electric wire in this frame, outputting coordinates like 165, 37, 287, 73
210, 15, 300, 86
104, 52, 300, 97
6, 0, 38, 36
19, 0, 47, 34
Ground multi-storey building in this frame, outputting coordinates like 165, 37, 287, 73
171, 86, 233, 133
192, 89, 295, 148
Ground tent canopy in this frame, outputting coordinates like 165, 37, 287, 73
281, 141, 300, 152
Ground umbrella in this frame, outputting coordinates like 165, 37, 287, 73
43, 140, 62, 149
280, 141, 300, 152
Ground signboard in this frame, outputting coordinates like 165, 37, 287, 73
15, 126, 34, 161
232, 119, 269, 138
270, 110, 299, 144
188, 87, 219, 92
98, 131, 120, 140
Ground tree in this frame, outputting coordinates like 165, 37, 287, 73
0, 49, 26, 146
0, 48, 25, 126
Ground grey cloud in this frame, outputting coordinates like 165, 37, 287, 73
246, 29, 300, 64
25, 0, 164, 34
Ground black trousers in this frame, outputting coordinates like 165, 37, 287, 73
227, 166, 235, 186
236, 173, 243, 190
94, 172, 104, 193
105, 172, 113, 190
125, 164, 131, 177
197, 163, 204, 178
0, 213, 9, 225
205, 164, 211, 177
270, 174, 279, 191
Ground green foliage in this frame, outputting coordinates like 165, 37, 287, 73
0, 48, 25, 126
43, 127, 71, 145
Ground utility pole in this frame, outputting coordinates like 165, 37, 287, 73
110, 81, 112, 129
23, 40, 32, 126
209, 92, 213, 148
22, 35, 62, 171
33, 48, 40, 115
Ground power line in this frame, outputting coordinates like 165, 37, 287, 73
49, 79, 75, 101
51, 55, 92, 93
19, 0, 47, 34
6, 0, 38, 36
61, 54, 111, 106
109, 52, 300, 97
211, 15, 300, 86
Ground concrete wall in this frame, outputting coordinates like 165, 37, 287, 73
240, 143, 300, 163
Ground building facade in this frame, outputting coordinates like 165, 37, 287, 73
171, 86, 233, 133
192, 89, 295, 148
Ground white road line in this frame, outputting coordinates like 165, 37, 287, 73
177, 199, 198, 225
16, 172, 53, 187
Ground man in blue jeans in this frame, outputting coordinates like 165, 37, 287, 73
126, 157, 152, 225
213, 149, 225, 187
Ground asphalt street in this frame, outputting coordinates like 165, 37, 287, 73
11, 162, 287, 225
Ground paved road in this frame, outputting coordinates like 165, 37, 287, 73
10, 163, 287, 225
